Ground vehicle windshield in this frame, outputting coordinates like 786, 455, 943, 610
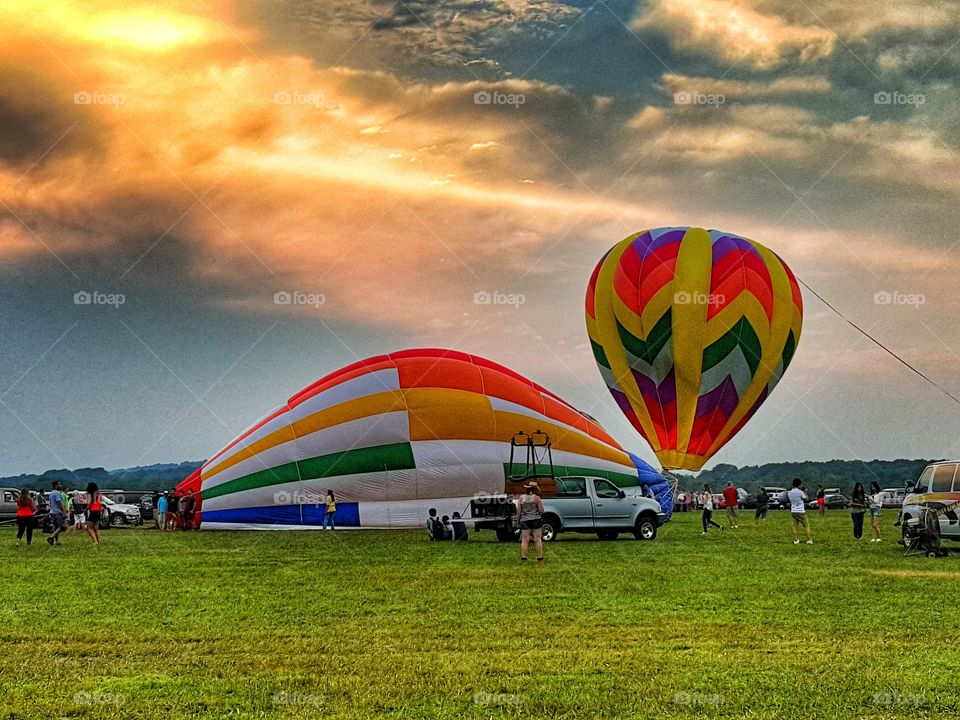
101, 497, 115, 507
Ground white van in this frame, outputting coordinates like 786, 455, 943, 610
900, 462, 960, 541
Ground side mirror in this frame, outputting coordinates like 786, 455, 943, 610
618, 490, 626, 499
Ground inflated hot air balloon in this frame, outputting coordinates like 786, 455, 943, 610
196, 349, 670, 529
586, 227, 803, 472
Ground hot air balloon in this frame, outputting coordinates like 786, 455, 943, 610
586, 227, 803, 472
195, 349, 670, 529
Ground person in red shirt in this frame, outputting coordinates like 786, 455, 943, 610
15, 489, 36, 546
722, 482, 740, 529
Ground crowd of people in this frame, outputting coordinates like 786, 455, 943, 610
152, 489, 201, 532
425, 508, 470, 543
12, 482, 203, 547
692, 478, 886, 544
15, 479, 104, 546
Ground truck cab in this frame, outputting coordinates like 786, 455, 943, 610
901, 461, 960, 541
471, 474, 666, 542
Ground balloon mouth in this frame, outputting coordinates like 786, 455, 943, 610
656, 451, 708, 472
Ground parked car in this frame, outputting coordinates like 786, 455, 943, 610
900, 461, 960, 542
762, 486, 790, 509
472, 475, 666, 542
138, 494, 156, 521
101, 496, 143, 528
806, 493, 849, 510
737, 488, 757, 509
880, 487, 906, 508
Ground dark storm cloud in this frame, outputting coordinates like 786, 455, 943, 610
0, 65, 104, 169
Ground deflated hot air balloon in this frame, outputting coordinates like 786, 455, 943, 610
586, 227, 803, 472
197, 349, 670, 529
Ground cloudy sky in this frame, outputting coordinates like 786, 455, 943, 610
1, 0, 959, 477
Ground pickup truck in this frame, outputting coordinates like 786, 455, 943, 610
471, 475, 666, 542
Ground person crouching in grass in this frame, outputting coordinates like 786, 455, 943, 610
787, 478, 812, 545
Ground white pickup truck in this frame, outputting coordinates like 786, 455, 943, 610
471, 475, 666, 542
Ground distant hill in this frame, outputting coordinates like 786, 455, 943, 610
2, 458, 937, 495
677, 459, 935, 494
0, 461, 205, 492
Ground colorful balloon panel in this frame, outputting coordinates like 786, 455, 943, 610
197, 349, 671, 529
586, 227, 803, 472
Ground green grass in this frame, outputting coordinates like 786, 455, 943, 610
2, 511, 959, 719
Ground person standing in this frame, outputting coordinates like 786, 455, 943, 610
816, 486, 826, 517
157, 492, 168, 532
515, 481, 545, 563
15, 489, 36, 546
849, 482, 866, 541
71, 489, 88, 534
85, 483, 102, 546
722, 482, 739, 529
788, 478, 813, 544
321, 490, 336, 531
179, 492, 192, 531
46, 481, 68, 546
152, 490, 161, 529
754, 487, 769, 526
700, 484, 722, 535
868, 481, 883, 542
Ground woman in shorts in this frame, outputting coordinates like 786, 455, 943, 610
84, 482, 103, 546
868, 481, 883, 542
71, 490, 88, 533
515, 481, 545, 563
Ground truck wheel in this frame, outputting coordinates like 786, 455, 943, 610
540, 517, 559, 542
597, 530, 619, 541
634, 515, 657, 540
496, 528, 518, 542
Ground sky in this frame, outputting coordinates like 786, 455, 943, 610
1, 0, 959, 477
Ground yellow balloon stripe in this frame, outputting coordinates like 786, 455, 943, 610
670, 228, 713, 456
589, 235, 664, 451
704, 240, 800, 457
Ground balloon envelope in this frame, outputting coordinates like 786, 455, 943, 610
586, 227, 803, 471
197, 349, 671, 528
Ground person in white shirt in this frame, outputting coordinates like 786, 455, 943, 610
700, 484, 723, 535
868, 481, 883, 542
787, 478, 813, 545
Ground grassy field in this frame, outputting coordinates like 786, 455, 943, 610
2, 510, 959, 719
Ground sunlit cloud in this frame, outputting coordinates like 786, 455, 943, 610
632, 0, 836, 70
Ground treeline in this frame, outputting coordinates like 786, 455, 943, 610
0, 461, 204, 492
677, 459, 935, 493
